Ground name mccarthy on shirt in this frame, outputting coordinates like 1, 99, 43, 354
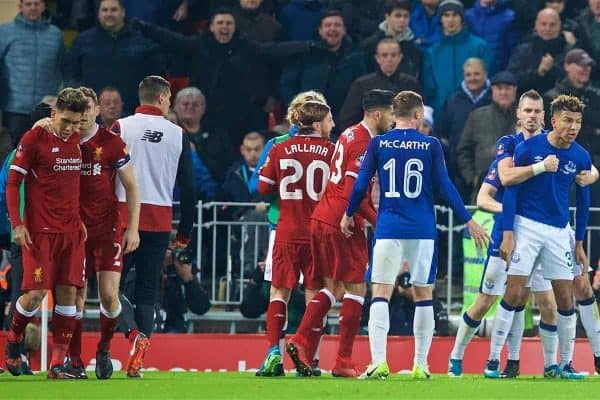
284, 143, 330, 157
380, 140, 430, 150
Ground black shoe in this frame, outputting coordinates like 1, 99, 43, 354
501, 359, 520, 379
48, 365, 74, 380
95, 350, 114, 380
595, 356, 600, 375
311, 359, 322, 377
20, 360, 33, 375
64, 364, 88, 379
5, 341, 22, 376
273, 363, 285, 377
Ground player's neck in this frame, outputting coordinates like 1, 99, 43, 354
547, 131, 571, 149
521, 128, 541, 139
361, 119, 378, 137
80, 123, 98, 141
394, 118, 418, 130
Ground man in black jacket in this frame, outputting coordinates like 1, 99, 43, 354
64, 0, 166, 114
134, 7, 313, 146
338, 38, 420, 130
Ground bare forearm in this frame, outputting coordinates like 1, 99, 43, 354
499, 165, 535, 186
124, 183, 140, 231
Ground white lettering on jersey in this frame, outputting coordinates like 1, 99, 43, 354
379, 140, 430, 150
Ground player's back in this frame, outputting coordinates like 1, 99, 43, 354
312, 123, 372, 227
267, 135, 334, 244
373, 128, 440, 239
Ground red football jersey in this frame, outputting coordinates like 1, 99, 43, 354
312, 122, 375, 228
10, 127, 82, 233
80, 125, 130, 236
258, 134, 334, 244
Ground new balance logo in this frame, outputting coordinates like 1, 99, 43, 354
52, 147, 59, 153
141, 130, 164, 143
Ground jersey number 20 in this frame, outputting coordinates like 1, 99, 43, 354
383, 158, 423, 198
279, 159, 330, 201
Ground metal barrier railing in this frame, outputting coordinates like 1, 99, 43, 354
195, 201, 600, 314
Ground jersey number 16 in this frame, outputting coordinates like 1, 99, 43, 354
383, 158, 423, 199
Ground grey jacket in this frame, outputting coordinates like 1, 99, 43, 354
456, 101, 516, 186
0, 14, 64, 114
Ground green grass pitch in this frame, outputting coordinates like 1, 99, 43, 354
1, 371, 598, 399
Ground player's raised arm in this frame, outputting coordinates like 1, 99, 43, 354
249, 137, 275, 195
497, 154, 559, 186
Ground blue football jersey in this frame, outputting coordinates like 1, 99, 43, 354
347, 128, 471, 239
482, 160, 503, 256
503, 133, 591, 240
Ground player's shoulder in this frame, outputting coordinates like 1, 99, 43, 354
570, 140, 591, 160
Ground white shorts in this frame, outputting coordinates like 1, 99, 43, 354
371, 239, 435, 286
509, 216, 575, 281
264, 229, 276, 282
481, 256, 552, 296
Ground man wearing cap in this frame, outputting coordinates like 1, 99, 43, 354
507, 8, 573, 95
423, 0, 492, 119
457, 71, 518, 201
544, 48, 600, 161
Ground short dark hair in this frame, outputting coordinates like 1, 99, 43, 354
385, 0, 411, 15
376, 37, 402, 54
55, 88, 88, 114
362, 89, 396, 112
210, 7, 235, 23
319, 9, 345, 26
392, 91, 423, 118
138, 75, 171, 104
78, 86, 98, 105
518, 89, 542, 106
99, 86, 121, 98
99, 0, 124, 9
550, 94, 585, 116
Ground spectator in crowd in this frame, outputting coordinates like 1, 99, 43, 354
437, 57, 491, 193
576, 0, 600, 67
339, 38, 420, 129
457, 70, 517, 201
410, 0, 442, 48
173, 87, 236, 185
360, 0, 423, 78
0, 0, 64, 146
332, 0, 387, 42
465, 0, 520, 74
223, 131, 266, 208
544, 48, 600, 164
423, 0, 492, 117
544, 0, 592, 54
280, 9, 366, 134
233, 0, 282, 42
121, 0, 197, 27
507, 7, 572, 95
223, 131, 269, 275
162, 243, 210, 333
98, 87, 124, 129
278, 0, 327, 40
418, 105, 435, 135
135, 8, 312, 146
64, 0, 166, 114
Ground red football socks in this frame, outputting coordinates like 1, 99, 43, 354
68, 317, 83, 366
337, 296, 363, 359
295, 291, 333, 345
266, 299, 287, 348
8, 308, 33, 343
98, 313, 119, 352
50, 313, 76, 368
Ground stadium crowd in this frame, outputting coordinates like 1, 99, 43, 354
3, 0, 600, 379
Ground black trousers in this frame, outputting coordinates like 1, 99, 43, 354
7, 243, 23, 326
119, 231, 170, 337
